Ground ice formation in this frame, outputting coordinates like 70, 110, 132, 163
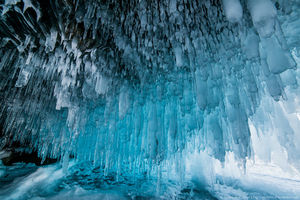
0, 0, 300, 198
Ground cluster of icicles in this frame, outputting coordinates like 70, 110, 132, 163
0, 0, 300, 179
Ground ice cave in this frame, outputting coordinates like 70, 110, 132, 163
0, 0, 300, 199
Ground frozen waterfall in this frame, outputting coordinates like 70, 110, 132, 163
1, 0, 300, 199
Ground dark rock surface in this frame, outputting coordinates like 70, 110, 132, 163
0, 149, 57, 166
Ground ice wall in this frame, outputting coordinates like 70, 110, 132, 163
0, 0, 300, 181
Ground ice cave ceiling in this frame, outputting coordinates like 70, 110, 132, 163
0, 0, 300, 178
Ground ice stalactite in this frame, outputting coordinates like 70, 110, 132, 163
0, 0, 300, 187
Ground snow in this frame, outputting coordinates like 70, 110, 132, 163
222, 0, 243, 23
247, 0, 277, 37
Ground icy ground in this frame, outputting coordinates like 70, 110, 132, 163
1, 155, 300, 200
